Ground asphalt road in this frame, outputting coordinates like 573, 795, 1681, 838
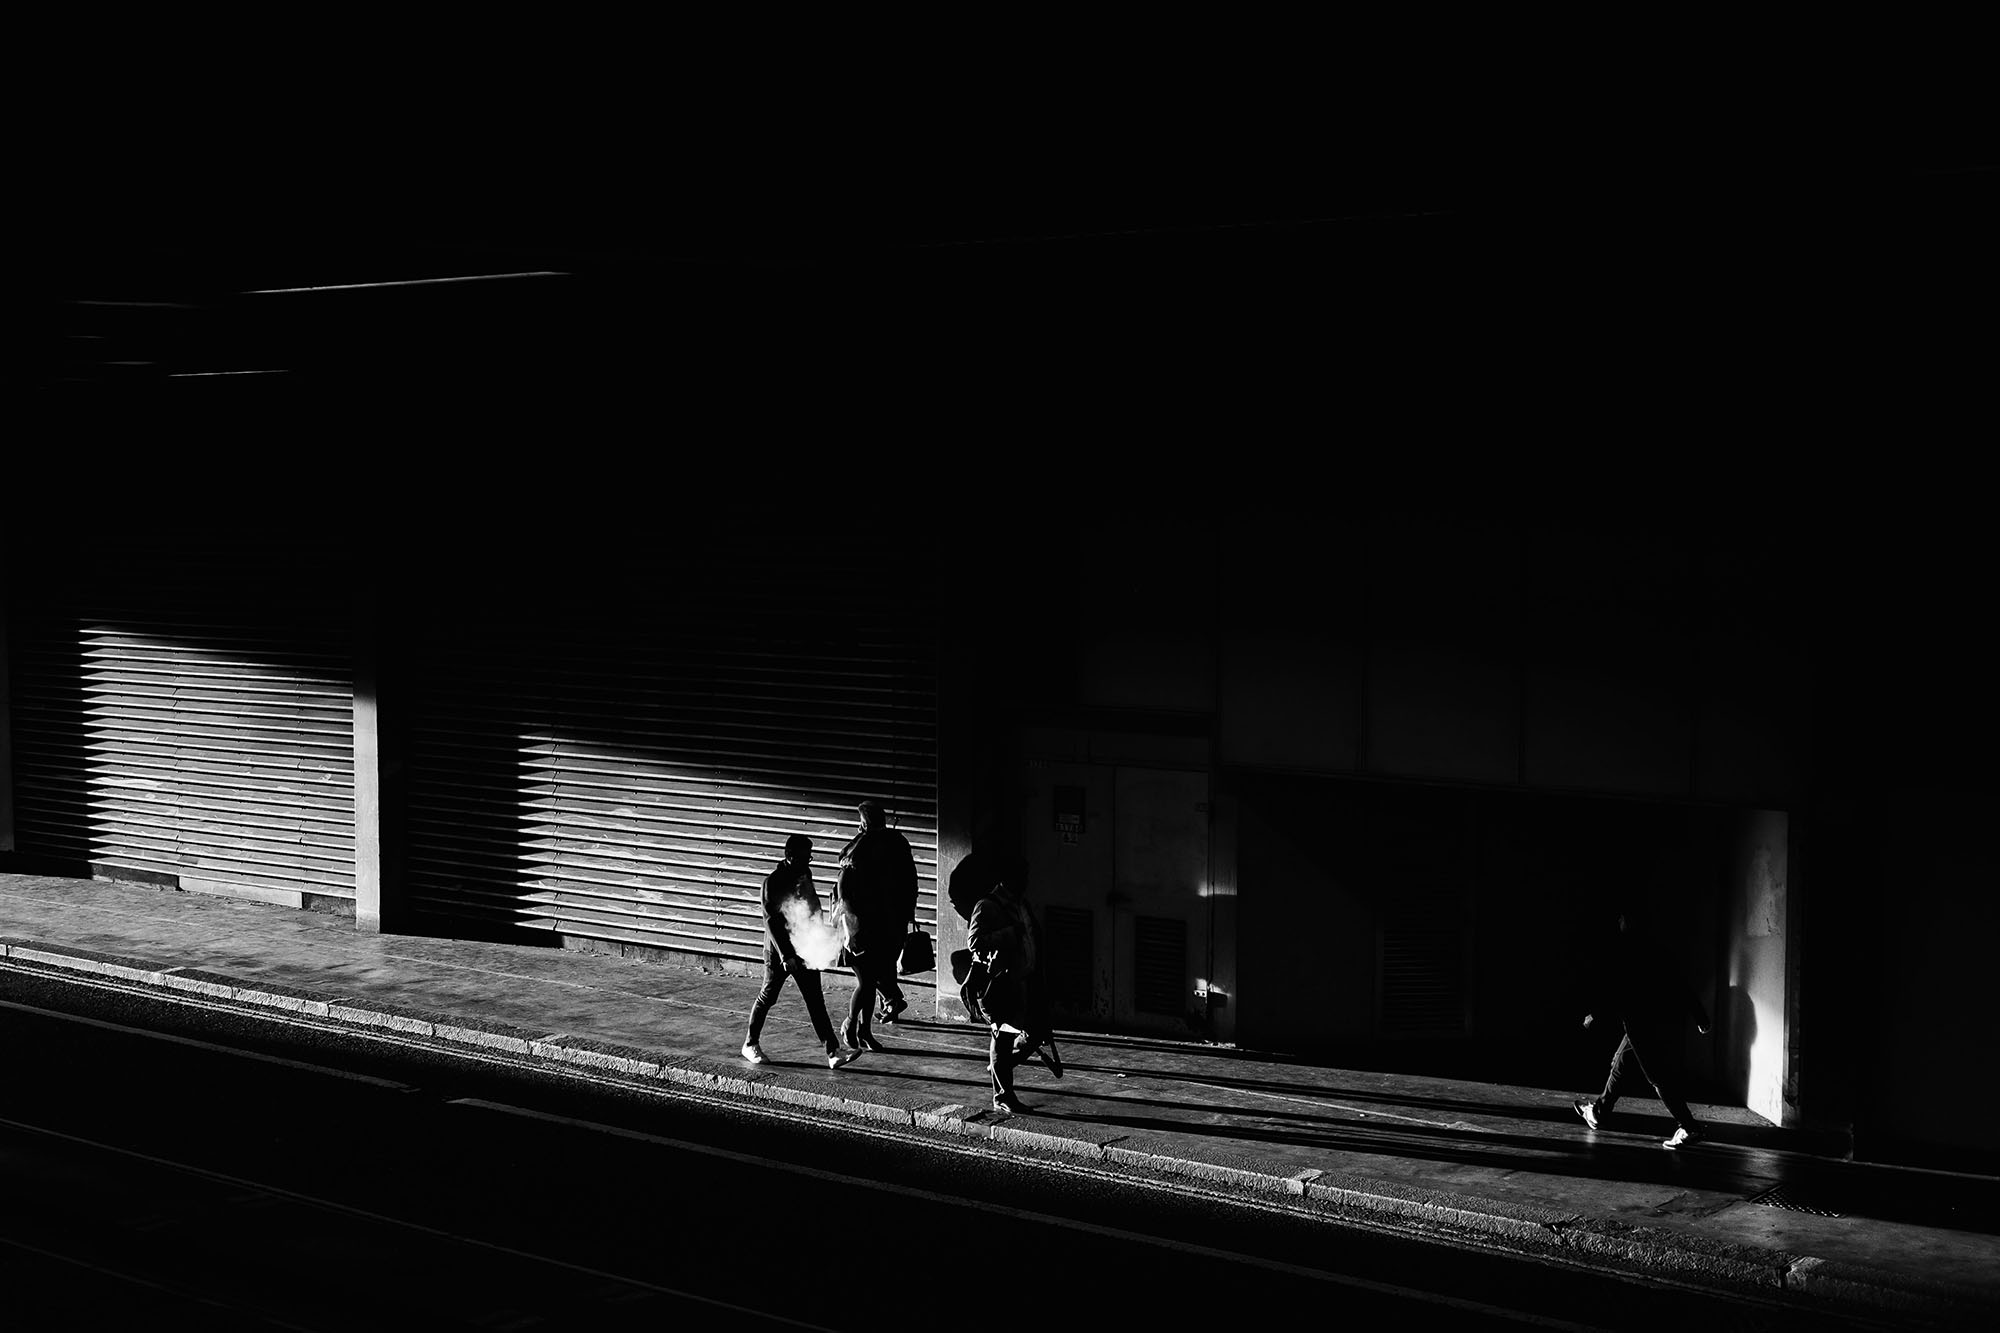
0, 965, 1919, 1331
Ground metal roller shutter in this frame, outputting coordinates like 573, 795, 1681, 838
7, 551, 356, 906
405, 532, 938, 968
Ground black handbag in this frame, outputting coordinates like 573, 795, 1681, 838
979, 968, 1023, 1025
899, 928, 935, 975
952, 949, 1024, 1026
951, 948, 991, 1023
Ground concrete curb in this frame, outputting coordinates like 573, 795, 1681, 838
4, 937, 1989, 1323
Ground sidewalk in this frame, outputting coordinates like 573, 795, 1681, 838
3, 872, 1995, 1327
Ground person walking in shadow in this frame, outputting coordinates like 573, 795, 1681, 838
834, 799, 919, 1050
1573, 906, 1712, 1149
743, 835, 858, 1070
968, 874, 1062, 1113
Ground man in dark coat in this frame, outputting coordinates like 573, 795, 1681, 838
743, 834, 857, 1069
1573, 908, 1712, 1149
834, 799, 918, 1050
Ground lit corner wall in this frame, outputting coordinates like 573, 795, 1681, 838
1721, 809, 1789, 1124
0, 583, 12, 854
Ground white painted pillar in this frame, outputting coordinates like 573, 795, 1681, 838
353, 586, 383, 932
0, 583, 13, 855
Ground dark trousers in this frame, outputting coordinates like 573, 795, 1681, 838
987, 1022, 1054, 1100
988, 1025, 1019, 1098
1596, 1025, 1698, 1131
985, 976, 1049, 1100
860, 924, 907, 1014
844, 949, 899, 1038
746, 943, 839, 1054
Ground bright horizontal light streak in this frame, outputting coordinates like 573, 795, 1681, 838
167, 369, 291, 377
243, 271, 569, 293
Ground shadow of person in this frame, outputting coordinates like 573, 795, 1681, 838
1715, 981, 1758, 1107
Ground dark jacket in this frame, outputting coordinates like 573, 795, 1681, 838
1597, 927, 1710, 1033
968, 891, 1044, 1029
760, 857, 821, 967
835, 825, 918, 953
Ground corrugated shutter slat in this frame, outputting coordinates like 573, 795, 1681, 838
405, 537, 937, 967
8, 562, 356, 901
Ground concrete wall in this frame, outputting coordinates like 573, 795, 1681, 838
1521, 528, 1693, 796
1217, 522, 1364, 774
1223, 771, 1743, 1094
1362, 521, 1521, 785
0, 582, 11, 854
1234, 775, 1377, 1052
1856, 790, 2000, 1161
952, 504, 1809, 1072
1719, 809, 1790, 1125
1072, 515, 1217, 716
1216, 512, 1809, 810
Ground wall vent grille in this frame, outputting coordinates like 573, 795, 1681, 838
1379, 927, 1466, 1035
1134, 915, 1186, 1016
1042, 905, 1094, 1008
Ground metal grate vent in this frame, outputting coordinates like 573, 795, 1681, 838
1134, 915, 1186, 1016
1379, 927, 1466, 1035
1748, 1186, 1844, 1218
1041, 905, 1093, 1008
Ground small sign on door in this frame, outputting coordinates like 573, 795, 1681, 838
1054, 785, 1086, 845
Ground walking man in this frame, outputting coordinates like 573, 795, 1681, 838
834, 799, 919, 1050
744, 834, 858, 1069
1573, 907, 1712, 1149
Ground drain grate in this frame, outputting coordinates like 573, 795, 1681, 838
1748, 1185, 1844, 1218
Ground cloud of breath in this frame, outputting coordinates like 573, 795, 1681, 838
781, 895, 843, 970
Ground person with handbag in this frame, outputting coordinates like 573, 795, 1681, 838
834, 799, 918, 1050
967, 876, 1062, 1112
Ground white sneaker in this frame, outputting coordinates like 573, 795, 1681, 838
1663, 1126, 1701, 1150
828, 1048, 857, 1069
1573, 1098, 1601, 1131
741, 1042, 768, 1064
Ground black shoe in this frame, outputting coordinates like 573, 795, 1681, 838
1039, 1038, 1063, 1079
878, 997, 910, 1024
857, 1028, 887, 1053
992, 1092, 1028, 1113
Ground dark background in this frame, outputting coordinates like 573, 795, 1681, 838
26, 84, 1996, 784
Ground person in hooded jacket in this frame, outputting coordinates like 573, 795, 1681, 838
742, 835, 858, 1069
834, 799, 919, 1050
1573, 907, 1712, 1149
968, 875, 1062, 1112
